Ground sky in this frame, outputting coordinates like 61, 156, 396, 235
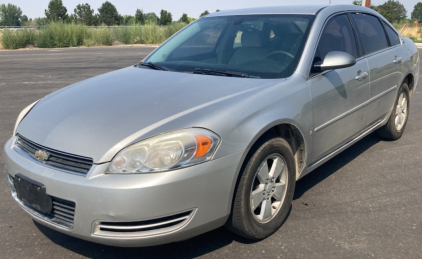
4, 0, 419, 20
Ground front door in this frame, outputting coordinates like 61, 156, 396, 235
308, 14, 370, 162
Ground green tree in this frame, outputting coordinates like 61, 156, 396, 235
200, 10, 210, 17
0, 3, 23, 26
98, 1, 122, 25
34, 17, 48, 26
135, 8, 145, 24
158, 9, 172, 25
45, 0, 68, 22
68, 13, 76, 23
144, 12, 158, 24
24, 18, 35, 26
179, 13, 189, 23
92, 14, 100, 26
411, 2, 422, 21
377, 0, 407, 23
21, 15, 28, 23
74, 3, 94, 25
123, 15, 135, 25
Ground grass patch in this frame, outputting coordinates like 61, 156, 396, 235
84, 27, 112, 46
37, 22, 89, 48
1, 22, 187, 50
111, 22, 186, 45
1, 29, 37, 49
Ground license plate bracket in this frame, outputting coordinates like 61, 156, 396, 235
13, 173, 52, 214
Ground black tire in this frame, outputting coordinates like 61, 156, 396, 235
225, 136, 296, 240
377, 83, 410, 140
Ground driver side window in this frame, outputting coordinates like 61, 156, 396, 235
311, 14, 358, 75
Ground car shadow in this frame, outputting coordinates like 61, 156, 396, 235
34, 220, 257, 258
293, 132, 381, 200
34, 133, 380, 258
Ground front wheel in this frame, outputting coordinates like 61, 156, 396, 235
226, 137, 296, 240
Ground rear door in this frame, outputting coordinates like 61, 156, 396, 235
308, 13, 370, 162
350, 13, 403, 124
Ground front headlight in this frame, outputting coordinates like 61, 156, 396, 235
107, 128, 220, 174
11, 100, 40, 148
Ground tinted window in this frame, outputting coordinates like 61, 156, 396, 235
312, 14, 357, 73
383, 21, 401, 46
351, 14, 388, 54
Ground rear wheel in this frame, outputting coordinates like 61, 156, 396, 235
226, 136, 295, 240
377, 83, 410, 140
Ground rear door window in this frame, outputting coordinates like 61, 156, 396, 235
351, 13, 389, 55
382, 21, 401, 46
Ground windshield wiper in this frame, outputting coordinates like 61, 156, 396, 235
139, 62, 171, 71
193, 68, 249, 78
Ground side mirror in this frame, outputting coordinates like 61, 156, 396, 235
314, 51, 356, 71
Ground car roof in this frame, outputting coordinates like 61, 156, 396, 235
206, 5, 372, 17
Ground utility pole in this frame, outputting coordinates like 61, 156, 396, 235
329, 0, 331, 4
362, 0, 371, 7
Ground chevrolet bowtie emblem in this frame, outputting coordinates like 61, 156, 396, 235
35, 150, 49, 162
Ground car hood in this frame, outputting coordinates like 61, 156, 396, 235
17, 67, 278, 163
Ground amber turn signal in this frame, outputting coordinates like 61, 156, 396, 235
194, 135, 213, 157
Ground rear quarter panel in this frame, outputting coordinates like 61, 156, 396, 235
400, 37, 419, 95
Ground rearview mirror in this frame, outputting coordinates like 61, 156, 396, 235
314, 51, 356, 71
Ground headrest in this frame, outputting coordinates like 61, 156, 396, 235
241, 29, 264, 48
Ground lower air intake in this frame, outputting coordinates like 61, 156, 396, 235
10, 175, 76, 229
92, 210, 195, 237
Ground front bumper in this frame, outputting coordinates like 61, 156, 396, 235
3, 137, 244, 247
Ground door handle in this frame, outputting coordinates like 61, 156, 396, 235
355, 71, 368, 82
393, 56, 402, 64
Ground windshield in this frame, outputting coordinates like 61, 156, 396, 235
144, 14, 315, 79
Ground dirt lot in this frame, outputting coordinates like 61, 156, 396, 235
0, 47, 421, 259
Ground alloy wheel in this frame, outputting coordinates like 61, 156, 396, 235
395, 92, 408, 131
250, 154, 288, 223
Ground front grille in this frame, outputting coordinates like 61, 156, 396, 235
14, 134, 93, 176
92, 210, 195, 237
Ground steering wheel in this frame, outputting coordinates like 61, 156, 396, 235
266, 51, 294, 59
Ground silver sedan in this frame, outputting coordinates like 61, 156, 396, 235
3, 4, 419, 247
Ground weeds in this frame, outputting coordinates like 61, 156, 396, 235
84, 27, 112, 46
37, 22, 89, 48
1, 22, 187, 49
1, 29, 37, 49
